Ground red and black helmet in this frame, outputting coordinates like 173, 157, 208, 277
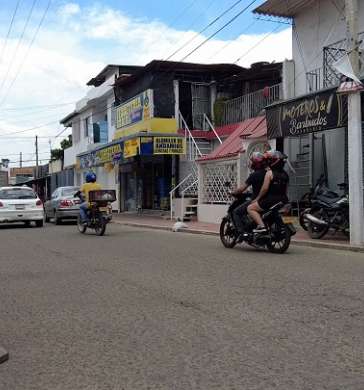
264, 150, 286, 167
249, 152, 266, 170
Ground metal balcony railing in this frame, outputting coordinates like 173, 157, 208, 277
219, 83, 283, 126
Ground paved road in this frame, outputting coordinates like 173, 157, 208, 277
0, 222, 363, 390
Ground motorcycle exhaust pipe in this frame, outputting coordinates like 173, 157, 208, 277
304, 213, 329, 226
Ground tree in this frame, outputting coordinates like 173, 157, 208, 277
50, 136, 72, 162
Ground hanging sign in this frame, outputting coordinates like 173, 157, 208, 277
266, 88, 347, 139
124, 138, 140, 158
153, 137, 186, 155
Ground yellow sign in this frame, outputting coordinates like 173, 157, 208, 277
96, 144, 122, 164
113, 118, 178, 140
124, 138, 140, 158
116, 90, 153, 130
154, 137, 186, 155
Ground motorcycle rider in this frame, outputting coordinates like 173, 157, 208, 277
79, 172, 101, 224
247, 150, 289, 233
231, 152, 267, 236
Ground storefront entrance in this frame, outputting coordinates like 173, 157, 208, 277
120, 156, 174, 212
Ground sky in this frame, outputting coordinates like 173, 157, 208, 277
0, 0, 292, 166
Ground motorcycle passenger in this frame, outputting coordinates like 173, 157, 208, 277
231, 152, 267, 236
247, 150, 289, 233
80, 172, 102, 224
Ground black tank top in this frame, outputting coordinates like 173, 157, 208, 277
266, 169, 289, 199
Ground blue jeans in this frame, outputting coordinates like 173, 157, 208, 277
80, 202, 89, 222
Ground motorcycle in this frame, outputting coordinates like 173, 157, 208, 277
220, 190, 296, 254
75, 190, 116, 236
304, 193, 349, 239
299, 174, 341, 231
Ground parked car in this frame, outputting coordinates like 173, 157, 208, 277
0, 186, 44, 227
44, 186, 80, 224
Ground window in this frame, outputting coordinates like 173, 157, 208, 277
84, 116, 91, 137
0, 188, 37, 200
73, 120, 80, 143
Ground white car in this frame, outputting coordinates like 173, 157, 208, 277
0, 186, 44, 227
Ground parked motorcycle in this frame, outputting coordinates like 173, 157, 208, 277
220, 190, 296, 254
75, 190, 115, 236
299, 174, 340, 231
304, 192, 349, 239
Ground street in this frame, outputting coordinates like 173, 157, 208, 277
0, 223, 364, 390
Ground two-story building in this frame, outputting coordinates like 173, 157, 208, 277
61, 64, 142, 210
254, 0, 364, 204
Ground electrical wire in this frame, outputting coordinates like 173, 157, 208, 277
0, 0, 22, 64
0, 101, 75, 111
0, 0, 52, 107
207, 18, 258, 60
234, 24, 282, 64
180, 0, 259, 62
165, 0, 248, 61
0, 0, 37, 95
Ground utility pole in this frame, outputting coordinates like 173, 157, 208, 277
19, 152, 22, 168
35, 135, 39, 179
345, 0, 364, 246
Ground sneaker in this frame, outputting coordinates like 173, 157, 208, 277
253, 226, 267, 234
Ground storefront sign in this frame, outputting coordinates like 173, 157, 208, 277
124, 138, 140, 158
266, 88, 347, 139
96, 144, 122, 164
153, 137, 185, 155
79, 142, 123, 169
116, 90, 154, 130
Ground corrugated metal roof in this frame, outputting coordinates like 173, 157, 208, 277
198, 116, 267, 162
253, 0, 314, 18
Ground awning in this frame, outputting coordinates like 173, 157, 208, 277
198, 116, 266, 162
253, 0, 315, 18
77, 133, 186, 169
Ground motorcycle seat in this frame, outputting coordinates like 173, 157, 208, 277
316, 194, 342, 204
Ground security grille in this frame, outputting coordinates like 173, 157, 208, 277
192, 83, 210, 129
202, 160, 238, 204
323, 32, 364, 87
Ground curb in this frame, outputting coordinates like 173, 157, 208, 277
0, 346, 9, 364
113, 220, 364, 253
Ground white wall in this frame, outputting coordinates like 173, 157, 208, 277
293, 0, 364, 96
198, 204, 228, 224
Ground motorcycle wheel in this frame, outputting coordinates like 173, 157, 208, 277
307, 208, 330, 239
266, 222, 291, 254
299, 208, 311, 231
94, 219, 106, 236
77, 216, 87, 234
219, 218, 237, 248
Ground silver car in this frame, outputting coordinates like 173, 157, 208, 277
45, 186, 80, 224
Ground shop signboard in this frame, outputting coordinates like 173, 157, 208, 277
266, 88, 347, 139
153, 137, 186, 155
79, 142, 123, 169
116, 89, 154, 130
124, 138, 140, 158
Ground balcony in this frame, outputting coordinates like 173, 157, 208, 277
217, 83, 282, 126
306, 32, 364, 93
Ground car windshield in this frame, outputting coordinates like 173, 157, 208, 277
0, 188, 37, 199
61, 187, 79, 197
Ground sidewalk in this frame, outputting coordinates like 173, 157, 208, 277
112, 213, 364, 253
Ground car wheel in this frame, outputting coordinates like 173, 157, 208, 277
35, 220, 44, 228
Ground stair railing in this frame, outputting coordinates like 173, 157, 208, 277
203, 114, 222, 144
169, 173, 194, 220
181, 179, 199, 220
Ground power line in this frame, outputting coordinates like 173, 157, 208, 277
234, 24, 282, 64
0, 0, 37, 95
207, 18, 258, 60
165, 0, 247, 61
0, 0, 52, 107
0, 101, 75, 112
180, 0, 259, 62
0, 0, 22, 64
